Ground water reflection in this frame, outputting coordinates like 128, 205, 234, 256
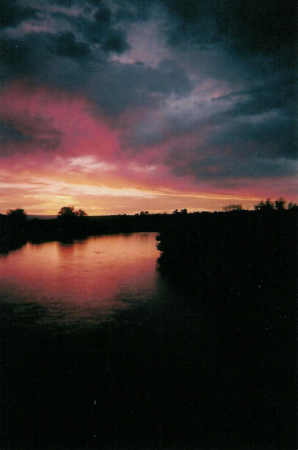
0, 233, 161, 327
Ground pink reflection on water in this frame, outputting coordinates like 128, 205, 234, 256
0, 233, 160, 324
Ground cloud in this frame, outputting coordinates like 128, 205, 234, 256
0, 116, 62, 156
0, 0, 38, 28
94, 4, 112, 25
67, 156, 116, 173
123, 65, 296, 183
206, 112, 297, 160
85, 59, 193, 116
159, 0, 296, 59
0, 4, 192, 118
0, 82, 120, 160
53, 31, 91, 58
0, 119, 30, 145
0, 0, 296, 212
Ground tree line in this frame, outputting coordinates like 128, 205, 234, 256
0, 198, 297, 254
2, 197, 298, 222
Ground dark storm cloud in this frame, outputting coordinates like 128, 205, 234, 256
167, 143, 296, 180
0, 120, 30, 145
215, 0, 296, 56
214, 77, 296, 117
87, 59, 193, 115
53, 3, 130, 53
207, 77, 297, 159
0, 0, 296, 186
159, 0, 296, 57
171, 99, 296, 180
131, 75, 295, 142
97, 0, 152, 22
98, 0, 296, 61
0, 37, 31, 72
0, 33, 60, 85
101, 30, 129, 53
163, 103, 297, 179
94, 4, 112, 25
206, 115, 297, 160
53, 32, 91, 59
0, 0, 130, 75
0, 33, 58, 79
0, 0, 38, 28
51, 0, 76, 5
0, 117, 62, 156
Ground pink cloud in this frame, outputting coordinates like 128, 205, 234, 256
0, 82, 120, 162
0, 82, 296, 214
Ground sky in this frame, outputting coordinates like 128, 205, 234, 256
0, 0, 297, 215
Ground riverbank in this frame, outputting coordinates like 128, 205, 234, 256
0, 212, 176, 253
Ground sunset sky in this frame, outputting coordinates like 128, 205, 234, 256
0, 0, 296, 215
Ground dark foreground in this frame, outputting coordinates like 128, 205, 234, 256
0, 211, 296, 450
1, 297, 294, 450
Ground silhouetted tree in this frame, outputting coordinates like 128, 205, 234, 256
57, 206, 87, 219
57, 206, 88, 237
254, 199, 274, 213
58, 206, 76, 218
7, 208, 27, 225
2, 209, 28, 249
254, 201, 265, 212
77, 209, 88, 217
288, 202, 298, 211
264, 198, 274, 210
274, 198, 286, 211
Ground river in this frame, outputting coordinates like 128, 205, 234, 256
0, 232, 171, 329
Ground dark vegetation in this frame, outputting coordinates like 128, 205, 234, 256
0, 198, 297, 253
0, 199, 296, 449
0, 209, 27, 253
156, 201, 296, 450
0, 206, 189, 253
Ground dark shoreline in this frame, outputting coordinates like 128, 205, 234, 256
0, 212, 171, 254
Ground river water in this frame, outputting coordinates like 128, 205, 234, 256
0, 232, 172, 330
